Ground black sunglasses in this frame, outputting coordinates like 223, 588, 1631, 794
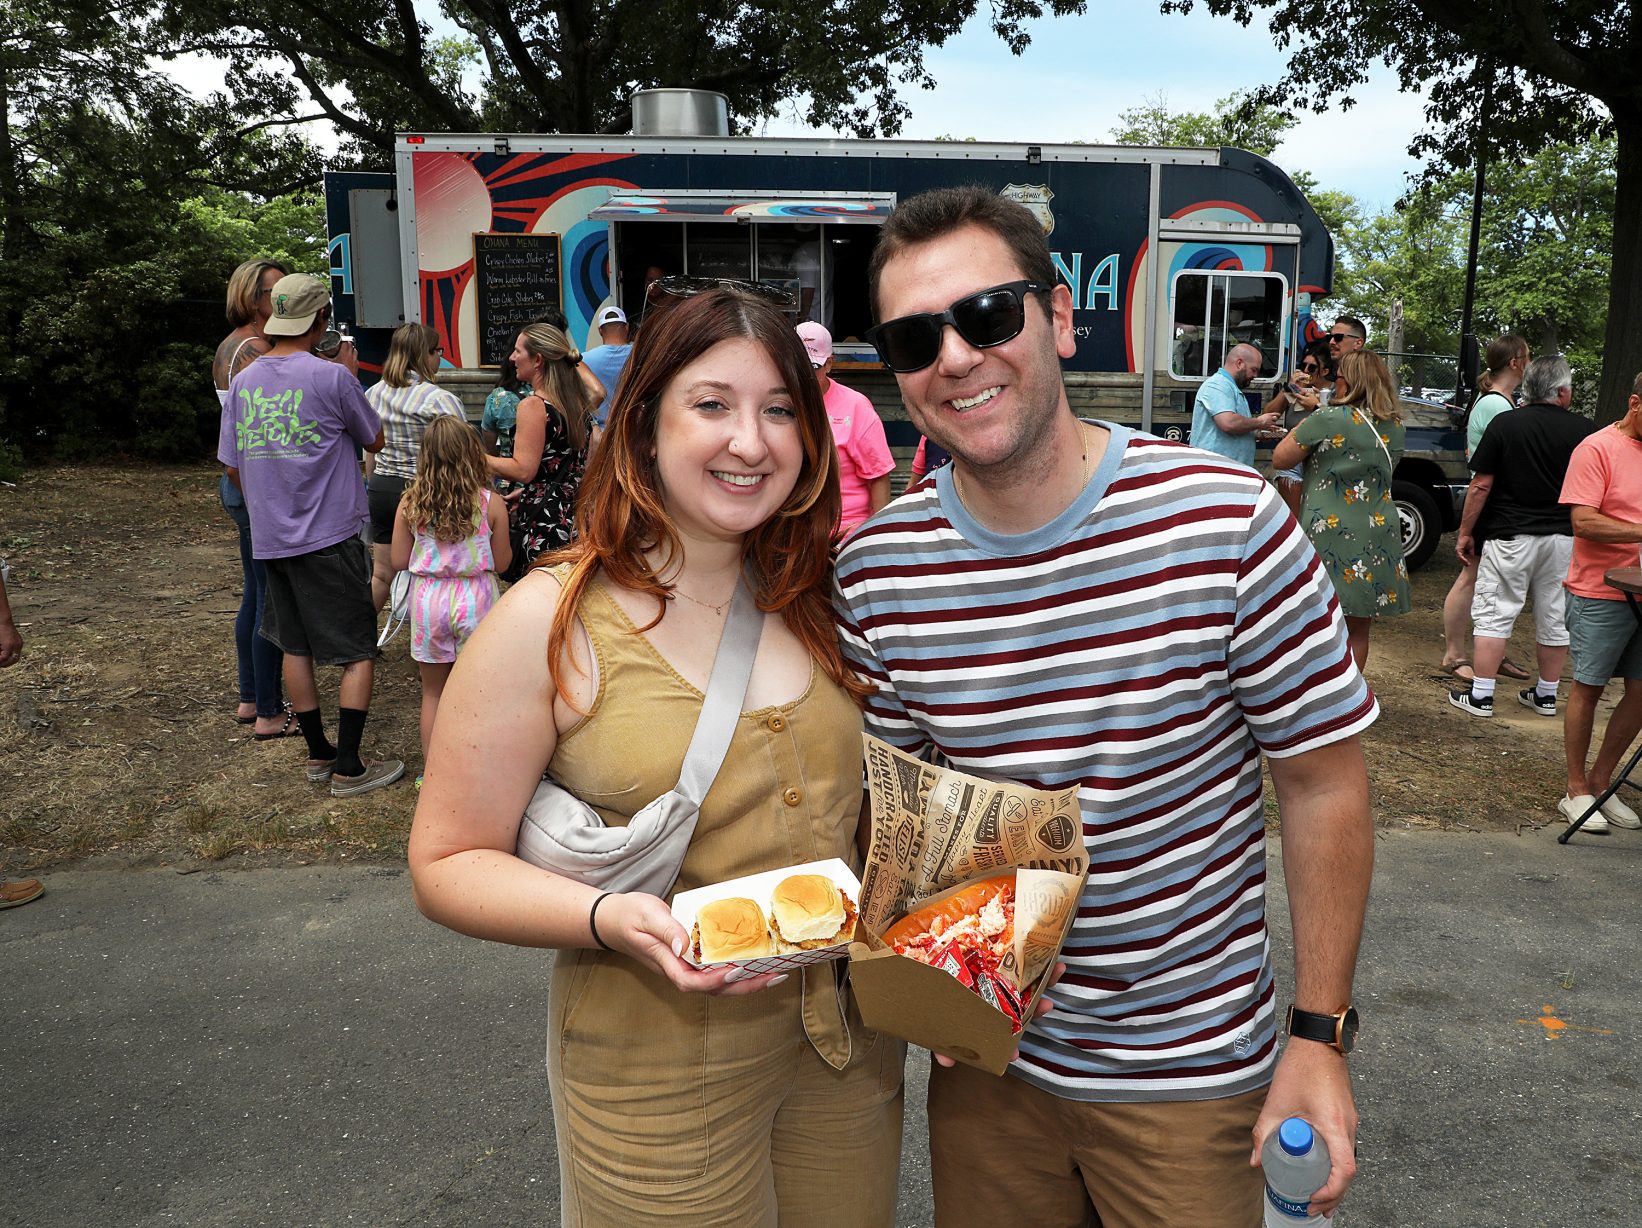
1300, 360, 1321, 371
1327, 332, 1360, 343
866, 280, 1053, 373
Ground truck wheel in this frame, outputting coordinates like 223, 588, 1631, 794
1393, 480, 1441, 572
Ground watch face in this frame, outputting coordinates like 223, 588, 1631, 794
1339, 1007, 1360, 1054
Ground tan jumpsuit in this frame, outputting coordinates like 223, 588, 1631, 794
542, 575, 905, 1226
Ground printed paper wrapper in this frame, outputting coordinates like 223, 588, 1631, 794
850, 736, 1088, 1065
670, 857, 861, 975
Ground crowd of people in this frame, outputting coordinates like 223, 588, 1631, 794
95, 185, 1629, 1224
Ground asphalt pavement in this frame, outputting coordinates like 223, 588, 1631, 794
4, 826, 1640, 1226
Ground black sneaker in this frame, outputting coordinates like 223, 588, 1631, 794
1518, 687, 1557, 717
1448, 687, 1493, 718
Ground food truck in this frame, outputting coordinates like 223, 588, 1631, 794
323, 88, 1335, 456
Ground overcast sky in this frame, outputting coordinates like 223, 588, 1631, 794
161, 4, 1437, 211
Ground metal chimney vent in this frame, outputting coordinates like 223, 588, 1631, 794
631, 89, 731, 137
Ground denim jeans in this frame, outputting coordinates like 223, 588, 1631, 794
219, 474, 284, 717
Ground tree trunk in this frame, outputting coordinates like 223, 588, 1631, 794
1597, 115, 1642, 423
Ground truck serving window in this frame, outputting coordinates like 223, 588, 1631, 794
592, 192, 891, 349
1168, 270, 1288, 381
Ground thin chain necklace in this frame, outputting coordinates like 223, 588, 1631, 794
670, 576, 739, 616
952, 422, 1091, 510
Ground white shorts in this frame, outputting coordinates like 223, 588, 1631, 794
1471, 534, 1573, 644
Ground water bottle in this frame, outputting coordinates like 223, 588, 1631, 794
1262, 1116, 1334, 1225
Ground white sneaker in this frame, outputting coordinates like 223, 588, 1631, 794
1559, 794, 1610, 834
1598, 793, 1642, 829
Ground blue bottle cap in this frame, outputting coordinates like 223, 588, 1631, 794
1278, 1117, 1315, 1156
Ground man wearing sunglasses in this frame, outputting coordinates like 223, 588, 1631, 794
1190, 343, 1283, 465
1327, 317, 1367, 360
834, 187, 1375, 1227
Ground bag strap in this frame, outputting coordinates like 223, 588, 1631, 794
671, 574, 764, 806
1351, 406, 1396, 472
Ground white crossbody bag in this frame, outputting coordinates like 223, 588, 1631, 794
514, 575, 762, 897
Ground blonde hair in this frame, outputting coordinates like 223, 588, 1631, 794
1335, 349, 1401, 423
516, 323, 593, 452
1470, 334, 1529, 408
381, 324, 442, 388
399, 416, 490, 543
224, 259, 291, 327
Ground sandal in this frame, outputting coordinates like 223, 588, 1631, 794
1442, 662, 1476, 684
253, 710, 302, 741
1499, 658, 1532, 681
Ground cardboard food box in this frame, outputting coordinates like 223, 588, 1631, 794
847, 736, 1089, 1076
670, 857, 862, 976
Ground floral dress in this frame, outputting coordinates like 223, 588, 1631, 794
511, 397, 585, 565
1293, 403, 1412, 618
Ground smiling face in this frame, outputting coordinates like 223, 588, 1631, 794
874, 222, 1076, 477
652, 337, 805, 546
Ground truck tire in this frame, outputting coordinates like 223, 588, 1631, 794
1393, 480, 1442, 572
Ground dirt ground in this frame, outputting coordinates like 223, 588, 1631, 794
0, 464, 1610, 874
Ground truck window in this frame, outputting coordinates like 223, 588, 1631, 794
1169, 270, 1288, 380
612, 219, 878, 345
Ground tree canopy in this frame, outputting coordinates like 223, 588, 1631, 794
1110, 90, 1295, 158
155, 0, 1088, 161
1160, 0, 1642, 419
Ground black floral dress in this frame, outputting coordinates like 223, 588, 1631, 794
1293, 403, 1412, 618
511, 397, 585, 565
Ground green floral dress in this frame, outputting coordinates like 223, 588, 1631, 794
1294, 403, 1412, 618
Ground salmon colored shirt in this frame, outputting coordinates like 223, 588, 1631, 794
1561, 424, 1642, 599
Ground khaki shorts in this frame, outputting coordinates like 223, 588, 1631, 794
928, 1060, 1266, 1228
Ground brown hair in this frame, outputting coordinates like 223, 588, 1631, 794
381, 324, 443, 388
1335, 349, 1401, 423
517, 323, 592, 452
867, 186, 1054, 319
544, 286, 866, 704
224, 259, 292, 327
399, 416, 490, 544
1470, 334, 1529, 408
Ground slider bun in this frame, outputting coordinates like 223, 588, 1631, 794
769, 874, 852, 950
692, 897, 773, 963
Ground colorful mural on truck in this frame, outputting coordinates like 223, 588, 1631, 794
328, 141, 1332, 381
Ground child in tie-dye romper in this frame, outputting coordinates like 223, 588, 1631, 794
391, 416, 513, 775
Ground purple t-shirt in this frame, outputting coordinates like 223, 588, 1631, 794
217, 352, 381, 559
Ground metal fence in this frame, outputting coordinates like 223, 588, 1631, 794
1382, 351, 1461, 402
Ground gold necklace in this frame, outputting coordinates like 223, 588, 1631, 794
671, 584, 733, 616
952, 423, 1091, 509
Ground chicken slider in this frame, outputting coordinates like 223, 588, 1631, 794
769, 874, 856, 951
691, 897, 774, 964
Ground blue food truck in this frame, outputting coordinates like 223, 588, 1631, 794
324, 89, 1336, 451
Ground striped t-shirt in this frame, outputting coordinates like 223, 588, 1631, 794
366, 374, 467, 480
833, 423, 1377, 1103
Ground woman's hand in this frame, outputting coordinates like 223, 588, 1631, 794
598, 892, 791, 997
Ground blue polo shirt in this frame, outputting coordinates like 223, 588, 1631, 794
1190, 367, 1257, 466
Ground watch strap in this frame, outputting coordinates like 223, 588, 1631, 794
1286, 1005, 1352, 1053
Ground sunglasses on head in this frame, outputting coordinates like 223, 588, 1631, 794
866, 280, 1053, 373
640, 275, 797, 327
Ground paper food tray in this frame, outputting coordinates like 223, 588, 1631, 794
670, 857, 862, 975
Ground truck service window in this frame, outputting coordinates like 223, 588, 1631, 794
1169, 271, 1288, 380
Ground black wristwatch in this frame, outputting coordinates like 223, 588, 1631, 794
1285, 1004, 1359, 1055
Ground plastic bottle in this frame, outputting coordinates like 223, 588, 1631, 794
1262, 1116, 1334, 1225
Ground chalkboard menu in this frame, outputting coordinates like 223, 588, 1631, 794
472, 232, 562, 366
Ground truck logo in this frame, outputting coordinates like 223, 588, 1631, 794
1001, 184, 1054, 237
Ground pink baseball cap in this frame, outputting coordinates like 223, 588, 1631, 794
796, 321, 832, 368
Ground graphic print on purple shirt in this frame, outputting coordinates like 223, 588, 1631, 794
218, 351, 382, 560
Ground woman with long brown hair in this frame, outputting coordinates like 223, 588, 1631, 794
488, 322, 593, 572
1273, 347, 1412, 669
408, 286, 902, 1225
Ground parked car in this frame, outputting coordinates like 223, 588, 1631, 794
1391, 395, 1469, 571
